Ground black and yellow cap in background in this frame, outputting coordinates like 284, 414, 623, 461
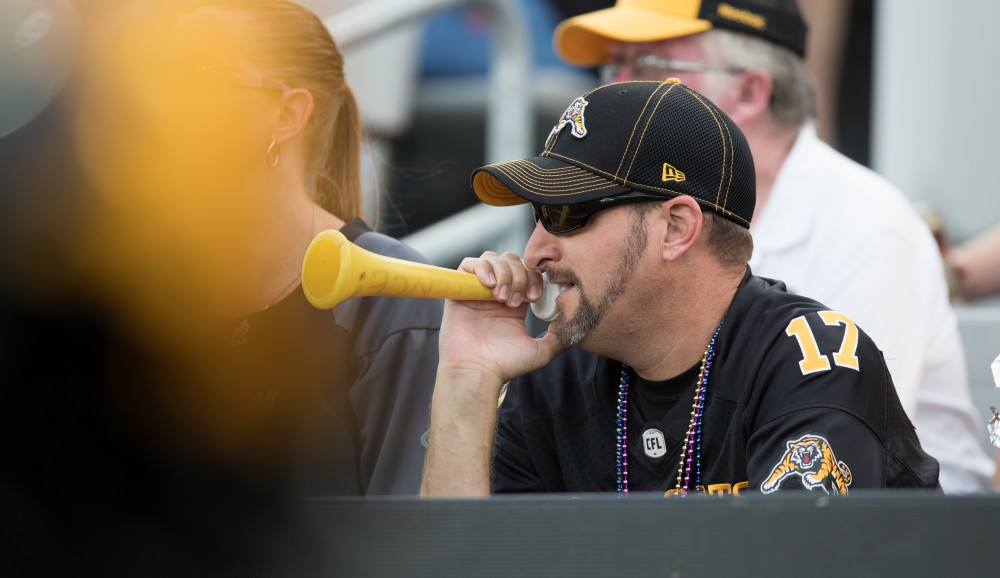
471, 78, 756, 228
554, 0, 808, 66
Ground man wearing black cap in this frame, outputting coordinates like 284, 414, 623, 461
551, 0, 994, 494
421, 79, 938, 497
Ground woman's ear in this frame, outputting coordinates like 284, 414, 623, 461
271, 87, 314, 144
657, 195, 704, 262
724, 70, 772, 125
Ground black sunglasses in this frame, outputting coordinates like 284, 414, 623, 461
531, 193, 666, 234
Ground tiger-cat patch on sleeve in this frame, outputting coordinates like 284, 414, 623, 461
760, 434, 853, 496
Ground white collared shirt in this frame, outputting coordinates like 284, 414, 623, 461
749, 124, 994, 493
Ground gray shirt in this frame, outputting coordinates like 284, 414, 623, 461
332, 221, 442, 495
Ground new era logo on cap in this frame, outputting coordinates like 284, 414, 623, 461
662, 162, 686, 183
472, 79, 756, 228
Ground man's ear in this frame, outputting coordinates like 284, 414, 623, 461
657, 195, 704, 262
724, 70, 772, 125
271, 87, 315, 144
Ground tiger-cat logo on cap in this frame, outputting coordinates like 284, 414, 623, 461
760, 434, 853, 496
545, 96, 589, 148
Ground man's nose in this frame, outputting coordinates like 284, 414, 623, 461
524, 221, 560, 270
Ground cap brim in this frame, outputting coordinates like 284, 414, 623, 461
473, 155, 632, 207
555, 5, 712, 67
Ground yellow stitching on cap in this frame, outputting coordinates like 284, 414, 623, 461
492, 166, 620, 196
705, 94, 736, 211
506, 183, 623, 197
499, 169, 605, 185
494, 164, 594, 182
536, 147, 748, 229
495, 167, 608, 190
489, 175, 620, 197
543, 123, 562, 153
680, 84, 737, 210
613, 178, 750, 226
717, 3, 767, 31
719, 105, 736, 210
623, 83, 676, 183
585, 80, 663, 98
541, 146, 747, 229
474, 172, 521, 204
497, 161, 610, 184
487, 161, 581, 173
546, 152, 623, 182
498, 178, 610, 191
614, 84, 666, 179
681, 197, 749, 226
543, 83, 658, 154
683, 87, 728, 208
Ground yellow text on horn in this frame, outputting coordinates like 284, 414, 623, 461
301, 230, 496, 309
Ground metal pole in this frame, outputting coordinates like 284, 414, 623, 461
324, 0, 535, 265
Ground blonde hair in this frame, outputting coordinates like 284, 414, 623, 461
191, 0, 363, 220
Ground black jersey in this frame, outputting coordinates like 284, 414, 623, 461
493, 272, 939, 496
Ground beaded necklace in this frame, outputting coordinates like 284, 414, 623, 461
615, 321, 723, 496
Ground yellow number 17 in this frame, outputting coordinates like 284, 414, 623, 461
785, 311, 860, 376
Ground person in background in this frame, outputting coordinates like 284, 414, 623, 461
548, 0, 858, 150
75, 0, 439, 497
552, 0, 993, 492
797, 0, 850, 147
950, 223, 1000, 303
948, 222, 1000, 491
4, 1, 441, 573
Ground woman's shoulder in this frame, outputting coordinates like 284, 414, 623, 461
352, 228, 432, 266
332, 223, 442, 348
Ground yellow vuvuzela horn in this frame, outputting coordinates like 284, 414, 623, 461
301, 230, 495, 309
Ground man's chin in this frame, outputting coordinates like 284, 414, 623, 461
554, 315, 590, 350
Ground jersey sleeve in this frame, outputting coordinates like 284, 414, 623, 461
745, 308, 913, 494
492, 380, 545, 493
747, 408, 885, 495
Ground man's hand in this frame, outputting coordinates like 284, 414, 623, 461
438, 251, 564, 384
421, 252, 564, 497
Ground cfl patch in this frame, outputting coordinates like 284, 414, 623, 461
760, 434, 853, 496
642, 428, 667, 458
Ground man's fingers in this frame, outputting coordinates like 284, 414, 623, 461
482, 253, 514, 302
460, 252, 542, 307
500, 251, 529, 307
460, 255, 499, 288
525, 269, 544, 302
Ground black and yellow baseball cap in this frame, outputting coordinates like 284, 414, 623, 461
554, 0, 807, 66
471, 79, 756, 228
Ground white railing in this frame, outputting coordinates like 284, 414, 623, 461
325, 0, 535, 265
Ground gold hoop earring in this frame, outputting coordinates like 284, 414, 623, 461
266, 139, 280, 168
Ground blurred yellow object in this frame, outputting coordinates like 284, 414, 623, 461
302, 230, 494, 309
